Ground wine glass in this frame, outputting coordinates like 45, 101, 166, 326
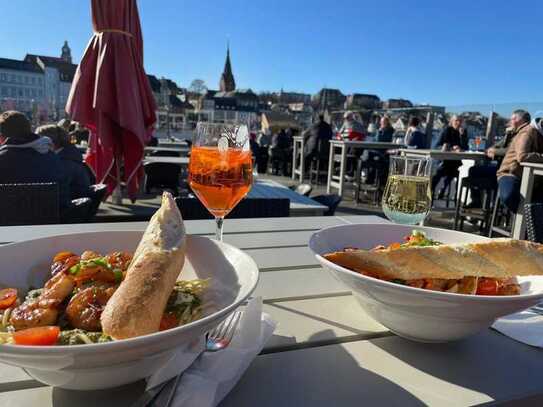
474, 136, 482, 151
188, 122, 253, 241
382, 156, 432, 225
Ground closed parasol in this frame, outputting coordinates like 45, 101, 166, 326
66, 0, 156, 201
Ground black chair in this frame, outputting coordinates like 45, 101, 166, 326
308, 139, 330, 185
86, 184, 108, 220
144, 162, 181, 195
0, 183, 60, 226
312, 194, 342, 216
524, 203, 543, 243
355, 156, 387, 206
454, 178, 496, 234
149, 150, 181, 158
175, 197, 290, 220
63, 197, 93, 223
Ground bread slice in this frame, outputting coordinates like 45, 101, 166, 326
324, 238, 543, 281
101, 192, 186, 339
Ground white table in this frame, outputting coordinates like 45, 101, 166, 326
249, 178, 328, 216
158, 139, 189, 148
512, 162, 543, 239
144, 146, 190, 155
143, 156, 190, 166
399, 148, 488, 162
291, 136, 305, 183
327, 140, 403, 196
0, 216, 543, 406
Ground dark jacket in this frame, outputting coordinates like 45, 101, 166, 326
497, 122, 543, 179
376, 126, 394, 142
405, 129, 427, 149
303, 120, 333, 158
492, 129, 515, 159
0, 134, 70, 209
272, 131, 290, 150
57, 144, 92, 199
436, 126, 469, 171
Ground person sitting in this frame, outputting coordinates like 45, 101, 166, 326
303, 114, 333, 170
0, 111, 70, 209
465, 125, 517, 208
270, 129, 291, 175
376, 116, 395, 142
338, 111, 365, 141
404, 117, 427, 149
431, 115, 469, 200
36, 124, 91, 200
256, 129, 272, 174
496, 110, 543, 212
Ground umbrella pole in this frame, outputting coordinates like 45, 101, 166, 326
111, 160, 123, 205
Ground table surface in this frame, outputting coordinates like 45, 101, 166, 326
399, 148, 488, 161
330, 140, 405, 149
0, 216, 542, 406
143, 156, 190, 165
249, 179, 328, 216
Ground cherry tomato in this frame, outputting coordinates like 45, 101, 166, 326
159, 313, 179, 331
13, 326, 60, 346
53, 251, 76, 263
0, 288, 17, 309
476, 278, 499, 295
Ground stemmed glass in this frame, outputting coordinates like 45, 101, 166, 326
188, 122, 253, 241
381, 156, 432, 225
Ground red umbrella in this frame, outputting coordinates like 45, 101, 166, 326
66, 0, 156, 201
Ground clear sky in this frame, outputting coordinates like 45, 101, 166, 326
1, 0, 542, 106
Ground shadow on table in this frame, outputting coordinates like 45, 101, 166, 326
370, 330, 543, 403
52, 380, 145, 407
221, 329, 426, 407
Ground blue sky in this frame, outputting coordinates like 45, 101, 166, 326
1, 0, 542, 106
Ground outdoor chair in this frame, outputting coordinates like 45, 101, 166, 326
354, 156, 387, 206
63, 197, 93, 223
312, 194, 342, 216
454, 178, 496, 234
175, 197, 290, 220
0, 183, 60, 226
488, 193, 513, 238
87, 184, 108, 220
144, 162, 181, 196
309, 139, 330, 185
524, 203, 543, 243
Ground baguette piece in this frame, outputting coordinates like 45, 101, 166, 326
324, 238, 543, 281
101, 192, 186, 339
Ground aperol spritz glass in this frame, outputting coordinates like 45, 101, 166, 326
188, 122, 253, 241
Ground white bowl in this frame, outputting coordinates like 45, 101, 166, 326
309, 223, 543, 342
0, 231, 258, 389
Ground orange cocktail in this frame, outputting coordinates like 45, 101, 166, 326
188, 146, 253, 218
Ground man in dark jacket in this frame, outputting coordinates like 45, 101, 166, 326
0, 111, 70, 209
303, 114, 333, 168
36, 124, 92, 199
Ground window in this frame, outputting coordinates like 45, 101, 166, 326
30, 77, 35, 85
10, 87, 16, 97
24, 88, 30, 97
0, 73, 5, 82
31, 89, 36, 97
18, 88, 23, 97
10, 74, 15, 83
1, 87, 7, 96
38, 89, 43, 96
37, 77, 43, 85
24, 77, 29, 84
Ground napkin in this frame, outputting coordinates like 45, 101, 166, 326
492, 310, 543, 347
147, 296, 276, 407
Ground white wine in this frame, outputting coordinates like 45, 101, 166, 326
382, 175, 431, 225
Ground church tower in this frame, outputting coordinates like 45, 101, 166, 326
61, 40, 72, 64
219, 43, 236, 92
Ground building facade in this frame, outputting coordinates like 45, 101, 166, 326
0, 58, 45, 116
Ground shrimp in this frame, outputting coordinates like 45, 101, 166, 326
65, 284, 116, 331
10, 273, 75, 330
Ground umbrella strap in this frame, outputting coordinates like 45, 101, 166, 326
95, 29, 133, 38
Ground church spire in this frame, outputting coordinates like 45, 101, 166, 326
219, 42, 236, 92
61, 40, 72, 64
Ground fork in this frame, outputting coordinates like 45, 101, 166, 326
139, 311, 243, 407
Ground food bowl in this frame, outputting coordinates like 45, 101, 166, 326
0, 231, 258, 389
309, 223, 543, 342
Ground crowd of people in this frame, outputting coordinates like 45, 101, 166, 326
0, 110, 93, 216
